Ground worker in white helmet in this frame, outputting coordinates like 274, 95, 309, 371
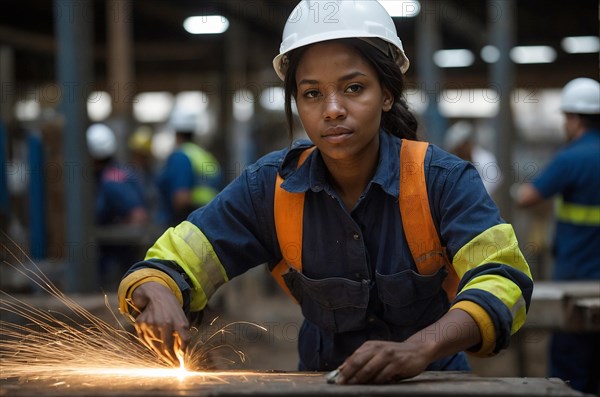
517, 78, 600, 394
87, 123, 149, 290
119, 0, 532, 384
444, 120, 502, 196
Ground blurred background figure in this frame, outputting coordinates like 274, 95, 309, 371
516, 77, 600, 395
444, 120, 502, 196
128, 125, 158, 223
87, 123, 149, 290
156, 128, 222, 227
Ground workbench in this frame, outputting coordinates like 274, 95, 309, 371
525, 281, 600, 331
0, 371, 587, 397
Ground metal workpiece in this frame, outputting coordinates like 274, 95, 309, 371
325, 368, 341, 384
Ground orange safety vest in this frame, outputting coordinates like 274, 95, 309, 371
272, 139, 459, 303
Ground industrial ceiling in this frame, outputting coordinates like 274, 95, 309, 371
1, 0, 598, 94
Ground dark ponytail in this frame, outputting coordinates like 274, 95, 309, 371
283, 45, 309, 144
283, 38, 419, 143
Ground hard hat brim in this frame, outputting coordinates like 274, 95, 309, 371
272, 34, 410, 81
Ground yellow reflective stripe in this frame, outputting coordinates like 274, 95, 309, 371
460, 277, 528, 335
191, 185, 219, 206
118, 268, 183, 319
556, 196, 600, 226
450, 301, 496, 357
452, 223, 531, 280
180, 143, 220, 207
452, 223, 532, 334
145, 221, 229, 311
181, 143, 221, 178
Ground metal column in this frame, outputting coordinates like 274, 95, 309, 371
0, 47, 14, 230
54, 0, 95, 292
219, 7, 247, 184
488, 0, 516, 222
416, 0, 446, 146
0, 121, 8, 229
106, 0, 135, 163
27, 132, 45, 260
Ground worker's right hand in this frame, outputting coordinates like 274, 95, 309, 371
131, 281, 191, 366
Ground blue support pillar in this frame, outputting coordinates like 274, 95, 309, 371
27, 132, 46, 260
0, 121, 8, 224
416, 0, 447, 146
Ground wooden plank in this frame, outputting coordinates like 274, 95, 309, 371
525, 281, 600, 331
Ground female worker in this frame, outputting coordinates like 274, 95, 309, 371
118, 0, 533, 384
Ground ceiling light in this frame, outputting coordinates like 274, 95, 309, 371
260, 87, 285, 111
14, 99, 40, 121
439, 89, 499, 118
87, 91, 112, 121
480, 45, 501, 63
433, 49, 475, 68
233, 90, 254, 122
183, 15, 229, 34
378, 0, 421, 17
133, 92, 174, 123
510, 46, 556, 64
561, 36, 600, 54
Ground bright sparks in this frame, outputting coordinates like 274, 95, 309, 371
0, 236, 267, 390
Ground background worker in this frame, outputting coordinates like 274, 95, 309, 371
517, 77, 600, 395
128, 126, 159, 222
119, 0, 533, 384
156, 128, 222, 227
87, 123, 149, 290
444, 120, 501, 196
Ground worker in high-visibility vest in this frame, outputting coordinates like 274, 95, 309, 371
156, 128, 222, 227
119, 0, 533, 384
517, 77, 600, 394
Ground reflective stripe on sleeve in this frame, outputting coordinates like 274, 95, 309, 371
460, 276, 527, 334
117, 268, 184, 320
556, 196, 600, 226
145, 221, 229, 311
451, 223, 532, 334
450, 300, 496, 357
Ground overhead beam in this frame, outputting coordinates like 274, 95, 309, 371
438, 0, 489, 49
0, 25, 55, 54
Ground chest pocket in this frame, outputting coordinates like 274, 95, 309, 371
376, 267, 449, 328
283, 269, 369, 333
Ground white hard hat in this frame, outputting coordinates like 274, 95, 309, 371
444, 120, 475, 152
560, 77, 600, 114
86, 123, 116, 159
272, 0, 410, 80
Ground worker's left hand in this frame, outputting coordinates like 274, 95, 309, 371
335, 340, 430, 384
